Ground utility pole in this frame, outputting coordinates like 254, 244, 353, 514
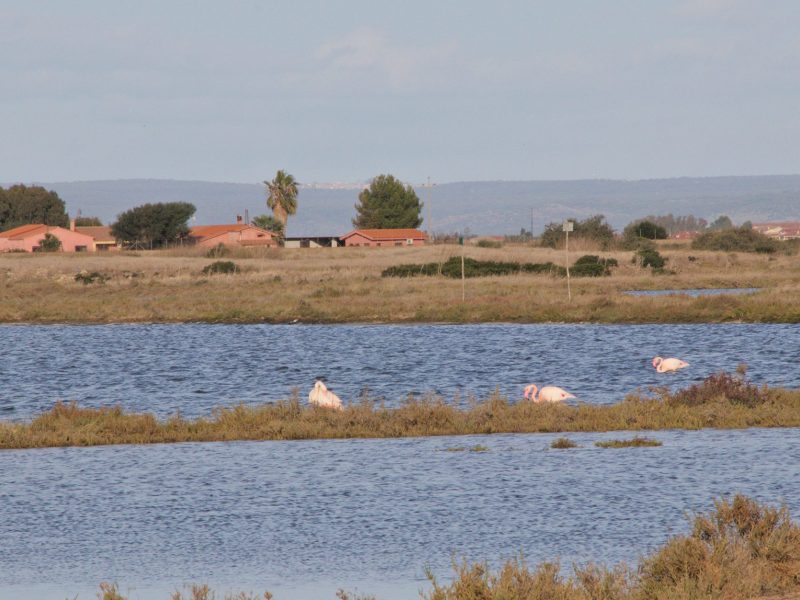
563, 220, 573, 302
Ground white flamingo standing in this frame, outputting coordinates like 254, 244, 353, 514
308, 380, 343, 410
652, 356, 689, 373
523, 384, 575, 403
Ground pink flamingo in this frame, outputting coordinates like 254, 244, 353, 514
308, 380, 343, 410
652, 356, 689, 373
523, 384, 575, 403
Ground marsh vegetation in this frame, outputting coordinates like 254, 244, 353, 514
2, 373, 798, 450
0, 240, 798, 324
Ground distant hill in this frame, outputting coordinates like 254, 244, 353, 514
14, 175, 800, 236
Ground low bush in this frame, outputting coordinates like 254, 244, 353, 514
633, 247, 667, 270
692, 227, 780, 253
201, 261, 238, 275
74, 271, 109, 285
551, 437, 578, 449
476, 239, 503, 248
382, 257, 565, 278
668, 371, 765, 408
571, 255, 618, 277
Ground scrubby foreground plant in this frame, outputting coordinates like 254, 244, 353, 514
425, 495, 800, 600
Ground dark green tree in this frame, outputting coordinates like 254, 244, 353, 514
621, 220, 667, 249
39, 232, 62, 252
110, 202, 196, 248
74, 216, 103, 226
0, 184, 69, 231
251, 214, 284, 236
352, 174, 423, 229
708, 215, 734, 230
540, 215, 615, 249
264, 170, 298, 231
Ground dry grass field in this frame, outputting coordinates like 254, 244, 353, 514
1, 240, 798, 323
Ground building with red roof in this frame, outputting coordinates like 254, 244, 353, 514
339, 228, 427, 247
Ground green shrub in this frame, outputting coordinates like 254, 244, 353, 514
39, 232, 62, 252
692, 227, 779, 253
202, 261, 238, 275
633, 247, 667, 269
205, 243, 229, 258
476, 239, 503, 248
382, 257, 566, 278
571, 255, 618, 277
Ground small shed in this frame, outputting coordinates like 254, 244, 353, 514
339, 228, 427, 247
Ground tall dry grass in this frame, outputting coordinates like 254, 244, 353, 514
1, 242, 798, 323
2, 374, 799, 450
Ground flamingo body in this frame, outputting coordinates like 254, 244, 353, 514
652, 356, 689, 373
524, 384, 575, 403
308, 380, 343, 410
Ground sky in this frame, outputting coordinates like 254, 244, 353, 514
1, 0, 799, 185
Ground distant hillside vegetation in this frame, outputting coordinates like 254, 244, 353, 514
16, 175, 800, 236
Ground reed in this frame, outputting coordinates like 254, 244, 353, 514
551, 437, 579, 449
88, 495, 800, 600
1, 242, 798, 324
2, 375, 799, 450
594, 436, 662, 448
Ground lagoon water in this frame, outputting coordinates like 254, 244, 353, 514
1, 428, 799, 599
1, 323, 799, 599
0, 323, 798, 419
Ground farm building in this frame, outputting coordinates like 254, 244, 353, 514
0, 224, 96, 252
75, 226, 121, 251
189, 223, 276, 248
339, 228, 427, 247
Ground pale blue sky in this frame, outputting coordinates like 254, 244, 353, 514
1, 0, 798, 184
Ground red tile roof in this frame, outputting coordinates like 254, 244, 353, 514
190, 224, 252, 238
340, 228, 427, 241
0, 224, 49, 239
76, 226, 115, 242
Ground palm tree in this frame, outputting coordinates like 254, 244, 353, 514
264, 170, 298, 230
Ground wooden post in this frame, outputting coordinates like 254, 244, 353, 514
563, 220, 573, 302
461, 236, 466, 302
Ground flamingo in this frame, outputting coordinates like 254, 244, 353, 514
652, 356, 689, 373
523, 384, 575, 403
308, 380, 343, 410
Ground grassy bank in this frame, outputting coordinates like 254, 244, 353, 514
3, 373, 799, 450
88, 495, 800, 599
1, 242, 798, 323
